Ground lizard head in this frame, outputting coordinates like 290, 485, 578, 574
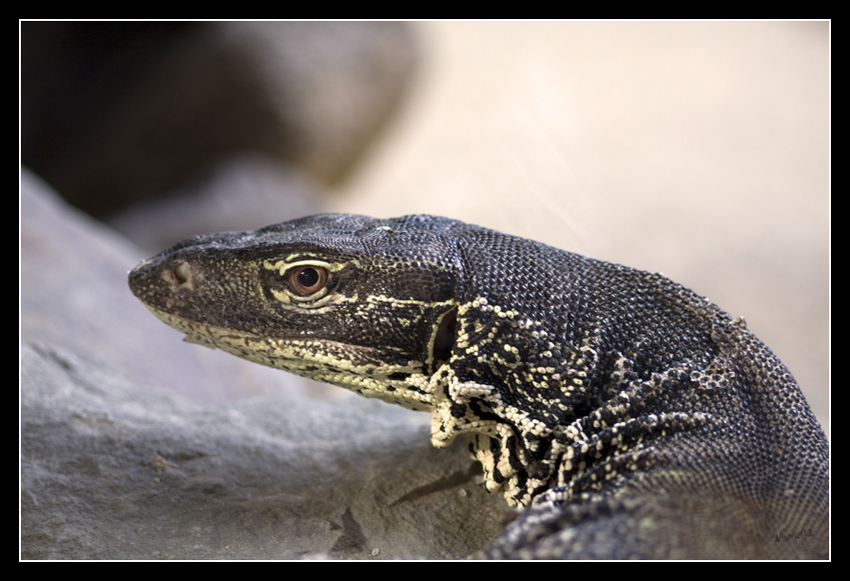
128, 214, 464, 410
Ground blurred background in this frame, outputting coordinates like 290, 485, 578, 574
22, 20, 829, 429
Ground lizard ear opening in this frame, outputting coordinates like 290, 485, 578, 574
432, 306, 458, 371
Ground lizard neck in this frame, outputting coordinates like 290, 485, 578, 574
424, 298, 716, 507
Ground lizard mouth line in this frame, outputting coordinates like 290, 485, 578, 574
142, 303, 426, 379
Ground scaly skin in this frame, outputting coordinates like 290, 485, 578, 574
129, 214, 828, 559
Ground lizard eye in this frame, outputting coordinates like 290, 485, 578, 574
288, 265, 328, 295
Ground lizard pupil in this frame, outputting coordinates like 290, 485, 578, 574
290, 265, 327, 294
298, 268, 319, 288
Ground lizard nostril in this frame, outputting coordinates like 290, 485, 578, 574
173, 261, 193, 285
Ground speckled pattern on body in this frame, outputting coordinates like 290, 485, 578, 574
129, 214, 829, 559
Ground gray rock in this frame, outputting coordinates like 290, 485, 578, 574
20, 170, 505, 559
20, 343, 502, 560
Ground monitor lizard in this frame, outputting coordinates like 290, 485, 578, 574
128, 213, 829, 559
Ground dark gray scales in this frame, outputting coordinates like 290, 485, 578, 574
129, 214, 828, 559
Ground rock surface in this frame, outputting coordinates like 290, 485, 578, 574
21, 172, 505, 560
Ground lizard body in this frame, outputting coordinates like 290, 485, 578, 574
129, 213, 828, 559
